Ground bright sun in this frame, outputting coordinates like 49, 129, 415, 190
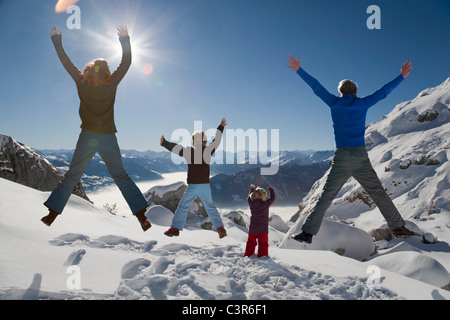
84, 24, 158, 76
71, 1, 179, 78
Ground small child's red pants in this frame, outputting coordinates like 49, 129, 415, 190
244, 233, 269, 258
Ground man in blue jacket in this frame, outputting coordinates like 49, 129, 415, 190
286, 55, 414, 244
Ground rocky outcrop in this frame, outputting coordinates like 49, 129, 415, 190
223, 210, 246, 227
398, 151, 444, 170
399, 159, 412, 169
418, 109, 439, 122
0, 134, 89, 201
372, 228, 393, 241
143, 181, 207, 217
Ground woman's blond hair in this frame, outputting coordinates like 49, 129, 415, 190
81, 59, 111, 87
250, 187, 267, 202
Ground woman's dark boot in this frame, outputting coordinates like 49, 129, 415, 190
41, 209, 59, 226
135, 209, 151, 231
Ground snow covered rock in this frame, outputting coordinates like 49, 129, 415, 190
422, 232, 436, 244
367, 251, 450, 288
281, 215, 376, 261
372, 228, 392, 241
399, 159, 412, 170
414, 154, 426, 165
269, 214, 290, 233
143, 181, 207, 217
380, 150, 393, 162
365, 130, 388, 150
145, 205, 174, 226
223, 210, 246, 227
418, 109, 439, 122
426, 150, 447, 166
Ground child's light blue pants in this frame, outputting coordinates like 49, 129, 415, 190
171, 183, 224, 230
44, 130, 148, 215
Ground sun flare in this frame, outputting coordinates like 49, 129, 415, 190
84, 24, 159, 76
62, 0, 180, 77
54, 0, 79, 13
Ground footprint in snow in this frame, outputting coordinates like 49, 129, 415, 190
115, 244, 399, 300
48, 233, 90, 246
153, 256, 175, 274
63, 249, 86, 266
121, 258, 152, 279
49, 233, 157, 253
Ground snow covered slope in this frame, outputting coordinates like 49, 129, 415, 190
0, 177, 449, 300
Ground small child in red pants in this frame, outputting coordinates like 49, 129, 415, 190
244, 184, 275, 258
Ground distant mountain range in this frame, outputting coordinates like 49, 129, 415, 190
210, 161, 329, 205
1, 130, 332, 206
35, 148, 334, 204
35, 149, 169, 190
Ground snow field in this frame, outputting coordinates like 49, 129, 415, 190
0, 178, 449, 300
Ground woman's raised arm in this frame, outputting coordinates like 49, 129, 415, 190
50, 26, 81, 82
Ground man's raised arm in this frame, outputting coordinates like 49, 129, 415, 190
362, 60, 412, 108
286, 54, 338, 107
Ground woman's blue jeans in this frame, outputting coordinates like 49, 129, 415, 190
44, 130, 148, 215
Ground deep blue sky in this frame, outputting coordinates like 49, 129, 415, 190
0, 0, 449, 151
